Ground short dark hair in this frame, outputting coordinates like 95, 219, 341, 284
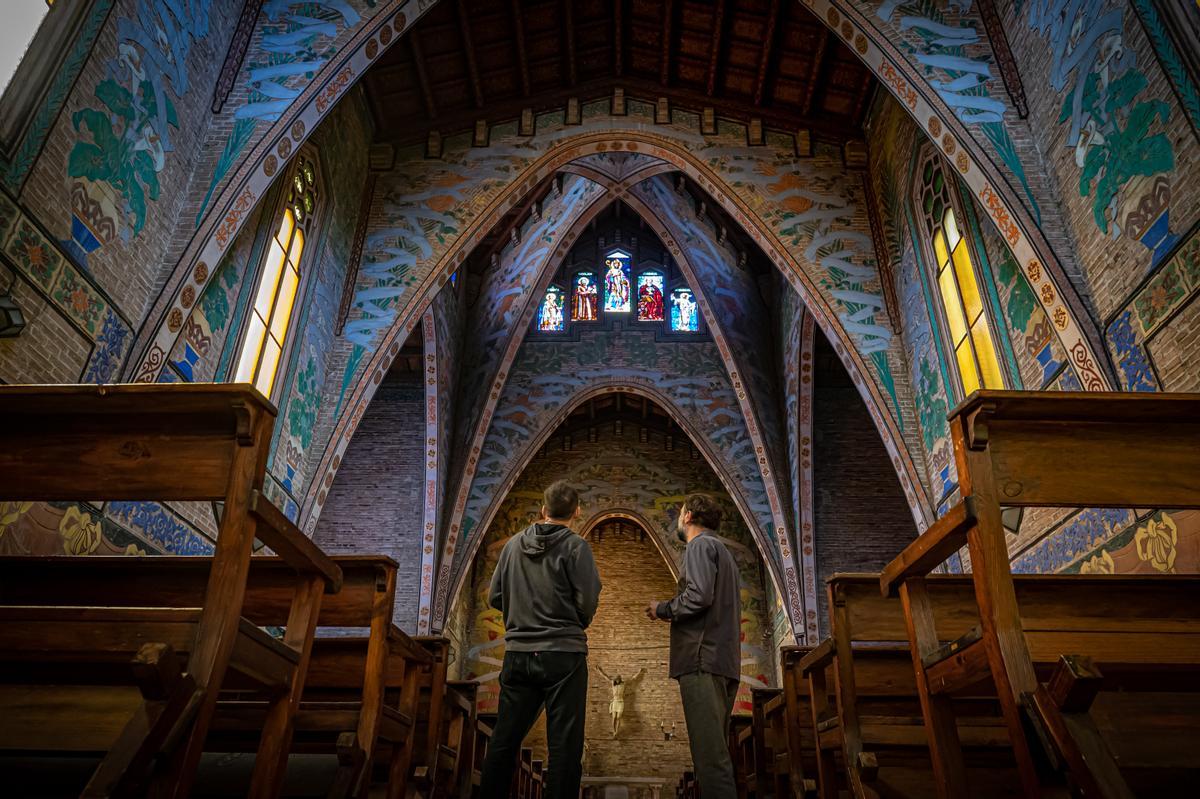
682, 493, 722, 530
544, 480, 580, 519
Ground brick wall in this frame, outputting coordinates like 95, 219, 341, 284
314, 365, 426, 632
812, 330, 919, 624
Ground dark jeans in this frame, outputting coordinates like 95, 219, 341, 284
479, 650, 588, 799
679, 670, 739, 799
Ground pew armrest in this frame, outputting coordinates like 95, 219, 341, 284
387, 625, 435, 665
797, 637, 836, 676
445, 681, 477, 713
250, 489, 342, 593
880, 496, 976, 598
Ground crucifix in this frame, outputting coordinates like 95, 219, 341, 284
594, 664, 646, 737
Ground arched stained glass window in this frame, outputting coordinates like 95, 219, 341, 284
636, 271, 665, 321
234, 153, 318, 398
918, 151, 1004, 396
670, 288, 699, 332
602, 250, 632, 312
571, 272, 599, 321
537, 285, 565, 331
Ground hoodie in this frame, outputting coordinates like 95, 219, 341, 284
488, 523, 603, 653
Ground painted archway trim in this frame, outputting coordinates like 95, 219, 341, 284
417, 305, 440, 632
580, 510, 682, 582
127, 0, 1111, 400
298, 131, 949, 644
305, 131, 933, 555
797, 310, 818, 636
433, 179, 806, 635
435, 379, 790, 638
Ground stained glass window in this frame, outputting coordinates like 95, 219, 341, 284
235, 154, 318, 398
670, 288, 699, 332
637, 271, 665, 321
602, 250, 632, 313
918, 152, 1003, 395
537, 285, 565, 331
571, 272, 599, 322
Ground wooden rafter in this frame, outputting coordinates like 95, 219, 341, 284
381, 77, 857, 148
563, 0, 577, 87
706, 0, 727, 97
852, 70, 875, 127
614, 0, 624, 78
753, 0, 780, 106
456, 0, 484, 108
801, 28, 828, 116
410, 31, 437, 119
659, 0, 674, 87
511, 0, 531, 97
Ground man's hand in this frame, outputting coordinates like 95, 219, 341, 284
644, 601, 662, 621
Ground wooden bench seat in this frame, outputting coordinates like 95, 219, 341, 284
779, 645, 820, 798
0, 381, 344, 798
801, 574, 1032, 798
882, 390, 1200, 798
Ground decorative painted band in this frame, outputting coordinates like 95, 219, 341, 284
417, 306, 439, 634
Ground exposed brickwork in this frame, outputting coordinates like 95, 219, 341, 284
314, 366, 426, 632
1149, 294, 1200, 392
812, 331, 919, 624
0, 274, 92, 383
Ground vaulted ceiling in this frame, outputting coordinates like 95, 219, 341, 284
362, 0, 876, 146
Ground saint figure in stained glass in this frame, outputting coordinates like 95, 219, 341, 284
538, 286, 565, 331
671, 288, 699, 332
603, 251, 631, 312
572, 273, 599, 321
637, 272, 664, 321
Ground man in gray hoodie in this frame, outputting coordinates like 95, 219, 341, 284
479, 480, 602, 798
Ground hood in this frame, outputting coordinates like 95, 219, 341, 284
518, 523, 575, 557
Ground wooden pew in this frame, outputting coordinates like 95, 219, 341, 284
757, 688, 792, 798
732, 688, 785, 799
0, 384, 341, 798
779, 646, 819, 798
800, 574, 1024, 799
198, 556, 431, 799
881, 390, 1200, 797
407, 637, 477, 798
465, 714, 494, 798
676, 770, 697, 799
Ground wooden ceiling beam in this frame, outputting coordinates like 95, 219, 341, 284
409, 31, 437, 119
511, 0, 531, 97
801, 28, 829, 116
659, 0, 674, 86
753, 0, 781, 106
614, 0, 624, 78
706, 0, 727, 97
378, 77, 859, 149
563, 0, 577, 87
852, 70, 875, 127
456, 0, 485, 108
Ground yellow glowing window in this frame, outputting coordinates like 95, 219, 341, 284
933, 207, 1003, 393
235, 156, 317, 398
